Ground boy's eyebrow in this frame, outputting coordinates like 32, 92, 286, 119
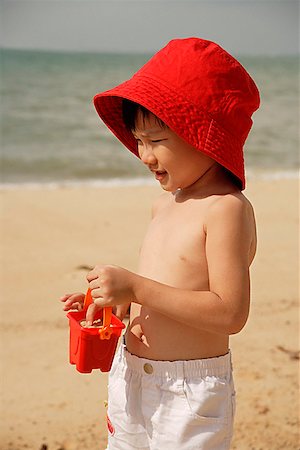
133, 128, 165, 137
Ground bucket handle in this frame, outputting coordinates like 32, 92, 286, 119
83, 289, 113, 340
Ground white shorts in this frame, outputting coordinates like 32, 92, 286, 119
106, 341, 236, 450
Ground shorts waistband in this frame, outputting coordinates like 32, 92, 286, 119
117, 341, 232, 379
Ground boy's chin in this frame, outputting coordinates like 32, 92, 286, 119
159, 178, 179, 192
160, 184, 175, 192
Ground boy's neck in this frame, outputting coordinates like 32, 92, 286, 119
175, 164, 239, 201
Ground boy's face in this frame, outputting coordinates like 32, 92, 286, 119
133, 112, 215, 192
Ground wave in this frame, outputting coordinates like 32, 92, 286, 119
0, 170, 298, 191
0, 176, 156, 190
246, 169, 299, 181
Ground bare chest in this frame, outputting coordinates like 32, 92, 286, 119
138, 203, 208, 289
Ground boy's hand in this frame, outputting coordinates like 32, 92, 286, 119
60, 292, 85, 311
85, 301, 130, 326
113, 303, 131, 321
87, 264, 136, 308
60, 281, 131, 325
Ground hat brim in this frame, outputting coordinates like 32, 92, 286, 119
94, 74, 245, 189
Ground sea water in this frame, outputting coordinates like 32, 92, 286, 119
1, 48, 299, 188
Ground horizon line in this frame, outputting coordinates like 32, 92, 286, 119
1, 45, 299, 58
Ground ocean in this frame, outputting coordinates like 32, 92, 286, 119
1, 48, 299, 188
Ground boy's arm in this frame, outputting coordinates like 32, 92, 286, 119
88, 196, 255, 335
133, 196, 254, 335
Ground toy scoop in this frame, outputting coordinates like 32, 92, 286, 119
67, 289, 125, 373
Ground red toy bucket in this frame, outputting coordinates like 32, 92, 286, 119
67, 289, 125, 373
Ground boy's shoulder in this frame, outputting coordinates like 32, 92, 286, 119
204, 190, 256, 235
209, 190, 254, 215
208, 189, 251, 207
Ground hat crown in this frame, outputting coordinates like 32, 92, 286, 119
136, 38, 260, 144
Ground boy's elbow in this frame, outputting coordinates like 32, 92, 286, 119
226, 309, 249, 335
228, 320, 246, 335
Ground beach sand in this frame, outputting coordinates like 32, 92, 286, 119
0, 179, 299, 450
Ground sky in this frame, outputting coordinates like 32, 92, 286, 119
0, 0, 299, 56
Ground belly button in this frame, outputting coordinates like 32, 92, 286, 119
140, 334, 147, 344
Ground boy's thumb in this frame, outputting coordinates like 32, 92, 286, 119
86, 303, 97, 326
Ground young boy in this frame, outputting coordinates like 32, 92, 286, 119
61, 38, 260, 449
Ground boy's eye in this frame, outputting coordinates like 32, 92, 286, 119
134, 137, 166, 144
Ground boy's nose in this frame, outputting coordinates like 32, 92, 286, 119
140, 145, 156, 165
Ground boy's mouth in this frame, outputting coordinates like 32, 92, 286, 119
153, 170, 167, 181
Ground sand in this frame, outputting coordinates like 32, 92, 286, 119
0, 179, 299, 450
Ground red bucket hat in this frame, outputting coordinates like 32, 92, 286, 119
93, 37, 260, 189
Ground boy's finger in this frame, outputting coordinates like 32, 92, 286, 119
63, 301, 80, 311
86, 265, 105, 282
86, 269, 98, 282
85, 303, 99, 326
